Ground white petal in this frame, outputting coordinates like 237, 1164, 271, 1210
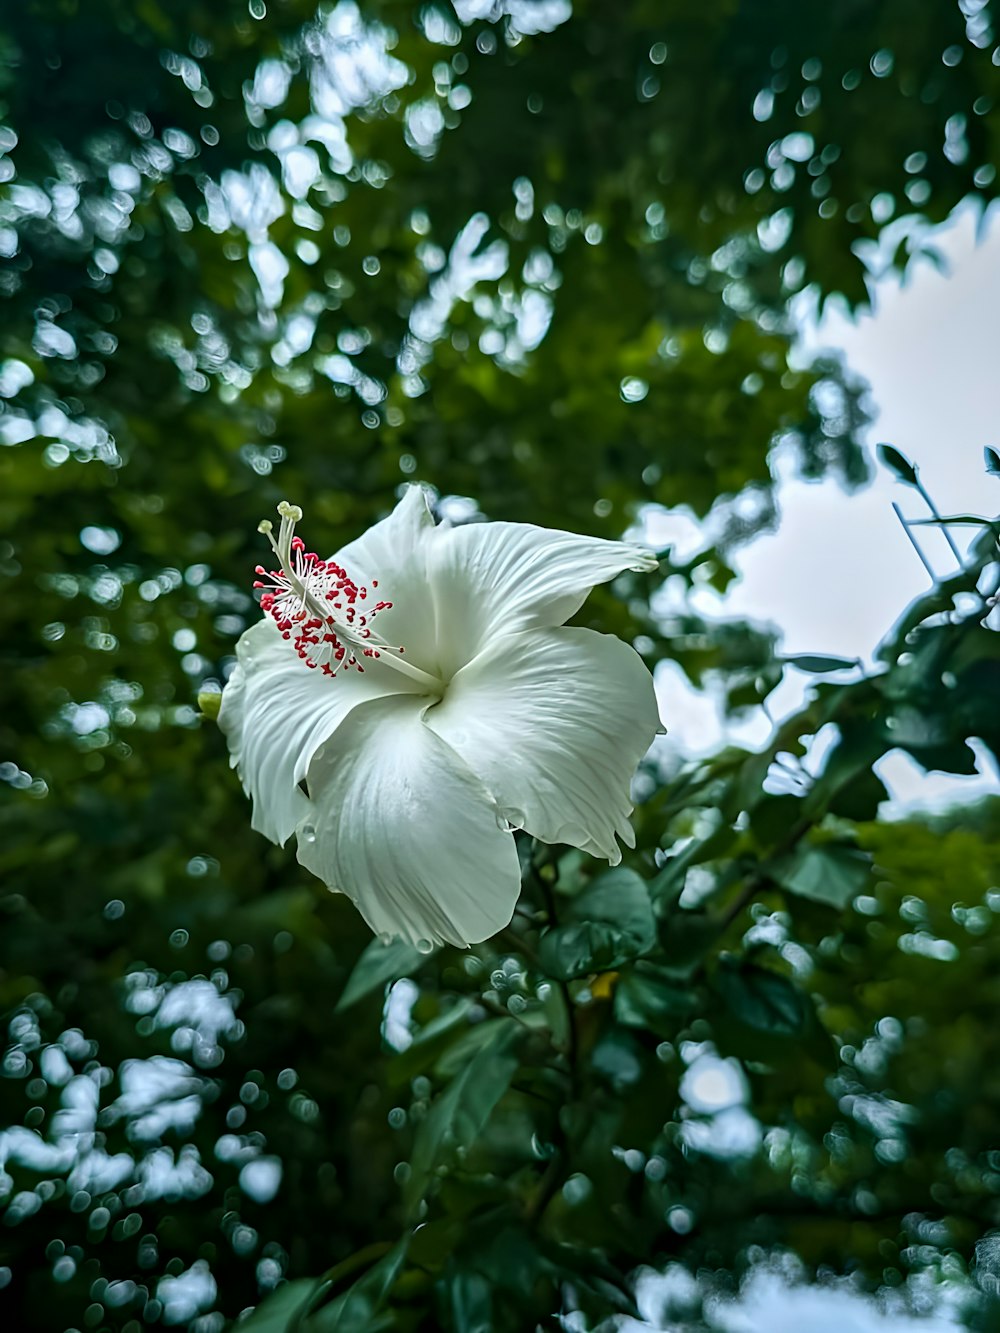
333, 483, 434, 572
331, 484, 441, 677
296, 694, 522, 947
424, 627, 661, 861
218, 617, 421, 847
426, 521, 657, 677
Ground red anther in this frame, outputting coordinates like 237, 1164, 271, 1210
253, 514, 401, 678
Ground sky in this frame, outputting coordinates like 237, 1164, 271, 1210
652, 201, 1000, 814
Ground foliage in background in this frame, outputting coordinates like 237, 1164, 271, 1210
1, 0, 999, 1328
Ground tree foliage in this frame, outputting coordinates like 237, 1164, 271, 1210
1, 1, 999, 1329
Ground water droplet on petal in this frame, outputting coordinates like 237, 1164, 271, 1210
415, 938, 434, 955
300, 824, 317, 844
379, 932, 393, 947
495, 811, 514, 832
503, 808, 526, 830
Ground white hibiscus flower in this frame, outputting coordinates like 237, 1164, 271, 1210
219, 486, 662, 947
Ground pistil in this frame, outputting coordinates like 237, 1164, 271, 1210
253, 502, 443, 694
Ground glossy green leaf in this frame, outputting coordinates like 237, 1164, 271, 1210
714, 959, 809, 1036
909, 514, 999, 527
877, 443, 919, 486
312, 1240, 409, 1333
770, 843, 873, 910
782, 654, 861, 673
613, 963, 699, 1035
237, 1281, 321, 1332
335, 937, 430, 1012
447, 1268, 494, 1333
538, 868, 657, 980
405, 1020, 522, 1212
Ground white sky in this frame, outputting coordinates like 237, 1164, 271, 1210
653, 201, 1000, 813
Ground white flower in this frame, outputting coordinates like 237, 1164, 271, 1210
219, 486, 662, 947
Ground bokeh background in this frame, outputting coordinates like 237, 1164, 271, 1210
1, 1, 999, 1330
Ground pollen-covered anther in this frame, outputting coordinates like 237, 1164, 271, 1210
250, 501, 399, 679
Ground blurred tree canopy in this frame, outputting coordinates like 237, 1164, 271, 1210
1, 0, 999, 1329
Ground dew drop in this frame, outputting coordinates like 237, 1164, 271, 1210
300, 824, 317, 844
415, 938, 434, 955
169, 928, 189, 949
503, 808, 526, 830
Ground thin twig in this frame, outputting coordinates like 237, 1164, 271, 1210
892, 502, 936, 582
915, 476, 964, 565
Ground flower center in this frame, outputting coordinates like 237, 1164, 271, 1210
252, 501, 443, 693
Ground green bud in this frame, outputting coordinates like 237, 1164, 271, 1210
198, 689, 222, 722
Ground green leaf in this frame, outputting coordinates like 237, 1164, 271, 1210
877, 443, 919, 486
985, 446, 1000, 476
802, 722, 884, 821
386, 997, 477, 1085
649, 823, 737, 904
910, 514, 999, 527
538, 868, 657, 980
237, 1280, 320, 1332
770, 843, 873, 910
312, 1240, 409, 1333
782, 654, 860, 673
405, 1020, 522, 1212
749, 793, 805, 847
657, 910, 726, 975
335, 936, 429, 1012
447, 1268, 494, 1333
715, 959, 808, 1035
613, 963, 699, 1036
826, 765, 889, 823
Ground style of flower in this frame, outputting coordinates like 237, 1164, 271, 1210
219, 487, 662, 947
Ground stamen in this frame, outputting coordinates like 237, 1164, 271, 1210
251, 502, 443, 693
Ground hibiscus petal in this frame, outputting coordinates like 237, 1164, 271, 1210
331, 484, 442, 677
296, 694, 522, 947
423, 627, 661, 862
426, 520, 658, 676
218, 618, 421, 847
